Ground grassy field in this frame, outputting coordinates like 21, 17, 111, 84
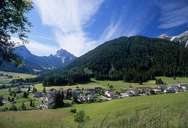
34, 83, 44, 92
46, 77, 188, 92
46, 81, 105, 90
0, 72, 188, 128
46, 79, 154, 90
0, 92, 188, 128
0, 71, 36, 98
157, 76, 188, 84
0, 71, 39, 111
46, 80, 154, 91
0, 71, 36, 79
0, 71, 36, 84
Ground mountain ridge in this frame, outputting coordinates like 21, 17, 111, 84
0, 45, 76, 73
42, 35, 188, 86
159, 30, 188, 47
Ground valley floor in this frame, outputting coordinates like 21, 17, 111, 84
0, 71, 188, 128
0, 92, 188, 128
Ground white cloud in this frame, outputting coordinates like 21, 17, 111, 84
100, 18, 123, 42
158, 1, 188, 29
34, 0, 104, 56
12, 37, 58, 56
55, 30, 97, 56
25, 40, 58, 56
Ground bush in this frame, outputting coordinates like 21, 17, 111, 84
21, 103, 27, 110
9, 104, 17, 111
74, 110, 89, 123
23, 92, 29, 98
70, 108, 77, 113
30, 99, 35, 107
32, 87, 37, 93
74, 110, 90, 128
108, 85, 114, 90
156, 78, 164, 85
2, 107, 8, 112
43, 87, 47, 93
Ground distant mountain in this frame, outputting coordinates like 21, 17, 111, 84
160, 30, 188, 47
42, 36, 188, 86
0, 45, 76, 73
55, 49, 75, 64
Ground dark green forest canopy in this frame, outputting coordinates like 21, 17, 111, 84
41, 36, 188, 86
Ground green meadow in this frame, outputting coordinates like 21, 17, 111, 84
0, 72, 188, 128
0, 71, 36, 85
0, 71, 36, 79
0, 92, 188, 128
46, 77, 188, 91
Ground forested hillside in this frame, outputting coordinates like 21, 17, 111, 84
42, 36, 188, 86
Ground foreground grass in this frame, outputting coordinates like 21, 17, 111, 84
0, 92, 188, 128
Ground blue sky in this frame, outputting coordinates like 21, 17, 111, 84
23, 0, 188, 56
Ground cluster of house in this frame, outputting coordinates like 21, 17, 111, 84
33, 83, 187, 109
36, 87, 104, 109
120, 83, 188, 98
1, 83, 188, 110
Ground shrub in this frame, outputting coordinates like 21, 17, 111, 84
30, 99, 35, 107
9, 104, 17, 111
74, 110, 90, 124
43, 87, 47, 93
109, 85, 114, 90
156, 78, 164, 85
23, 92, 29, 98
2, 107, 8, 112
32, 87, 37, 93
21, 103, 27, 110
70, 108, 77, 113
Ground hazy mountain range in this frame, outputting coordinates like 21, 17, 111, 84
0, 45, 76, 73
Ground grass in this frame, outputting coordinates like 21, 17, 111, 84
46, 80, 156, 91
0, 71, 36, 85
46, 77, 188, 92
46, 81, 105, 91
94, 79, 157, 91
157, 76, 188, 84
0, 71, 36, 79
0, 89, 9, 97
0, 74, 188, 127
34, 83, 44, 92
0, 71, 39, 111
0, 92, 188, 128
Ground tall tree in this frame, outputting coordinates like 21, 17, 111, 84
0, 0, 32, 63
54, 90, 64, 108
